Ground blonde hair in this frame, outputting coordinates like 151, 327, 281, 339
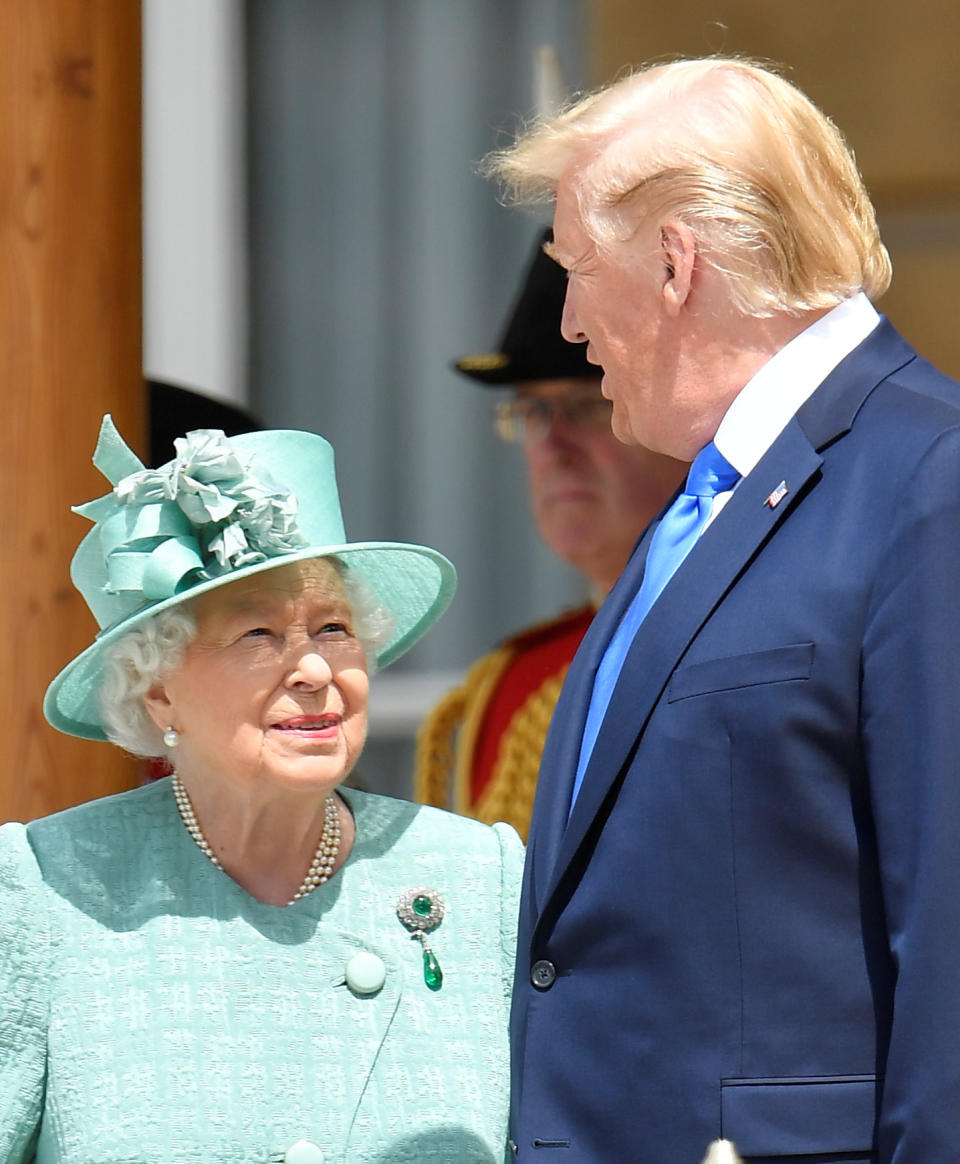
486, 57, 891, 316
100, 558, 394, 757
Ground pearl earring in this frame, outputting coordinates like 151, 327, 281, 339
163, 727, 179, 748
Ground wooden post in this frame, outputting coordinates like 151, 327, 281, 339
0, 0, 143, 821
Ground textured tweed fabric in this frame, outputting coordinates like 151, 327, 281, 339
0, 780, 522, 1163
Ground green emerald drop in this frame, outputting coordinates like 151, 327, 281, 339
413, 894, 432, 917
422, 947, 443, 991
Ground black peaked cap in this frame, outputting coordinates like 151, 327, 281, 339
454, 227, 594, 386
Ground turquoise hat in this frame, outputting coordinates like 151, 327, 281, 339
44, 416, 457, 741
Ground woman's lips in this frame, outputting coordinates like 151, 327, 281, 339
273, 714, 340, 735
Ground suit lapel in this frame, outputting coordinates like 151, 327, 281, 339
549, 422, 824, 903
531, 317, 919, 935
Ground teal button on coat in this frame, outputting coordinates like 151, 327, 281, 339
0, 780, 523, 1163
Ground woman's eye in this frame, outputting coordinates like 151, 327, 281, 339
244, 627, 273, 638
318, 621, 349, 635
313, 621, 357, 640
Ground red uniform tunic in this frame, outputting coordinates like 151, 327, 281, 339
415, 606, 593, 840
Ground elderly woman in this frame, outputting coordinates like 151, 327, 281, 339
0, 418, 523, 1163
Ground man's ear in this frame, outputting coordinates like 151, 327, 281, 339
660, 220, 696, 315
143, 680, 175, 733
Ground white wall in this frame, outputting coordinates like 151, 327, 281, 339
142, 0, 248, 405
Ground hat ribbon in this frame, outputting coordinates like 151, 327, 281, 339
74, 416, 307, 603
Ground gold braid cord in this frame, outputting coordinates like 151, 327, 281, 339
413, 648, 512, 811
412, 684, 466, 810
472, 664, 570, 841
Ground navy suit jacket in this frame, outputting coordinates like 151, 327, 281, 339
510, 320, 960, 1163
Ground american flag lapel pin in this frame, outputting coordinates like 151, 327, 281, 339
764, 480, 789, 509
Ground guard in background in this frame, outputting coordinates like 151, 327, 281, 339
414, 229, 685, 838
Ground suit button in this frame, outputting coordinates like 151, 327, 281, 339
284, 1140, 325, 1164
530, 959, 557, 990
345, 951, 386, 995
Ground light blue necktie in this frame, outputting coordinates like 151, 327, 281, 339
569, 441, 740, 812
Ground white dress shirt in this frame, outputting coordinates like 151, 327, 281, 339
708, 292, 881, 523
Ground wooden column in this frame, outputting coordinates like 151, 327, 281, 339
0, 0, 143, 821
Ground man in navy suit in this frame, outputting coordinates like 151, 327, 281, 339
488, 57, 960, 1162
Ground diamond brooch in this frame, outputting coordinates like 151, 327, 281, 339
396, 887, 445, 990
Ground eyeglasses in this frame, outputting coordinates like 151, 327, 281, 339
493, 393, 613, 442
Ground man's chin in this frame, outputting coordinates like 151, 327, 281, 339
541, 521, 603, 560
603, 390, 636, 445
610, 411, 638, 446
537, 494, 600, 529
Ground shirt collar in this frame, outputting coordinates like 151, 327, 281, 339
714, 292, 881, 479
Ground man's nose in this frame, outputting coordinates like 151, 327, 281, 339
560, 290, 586, 344
525, 403, 585, 452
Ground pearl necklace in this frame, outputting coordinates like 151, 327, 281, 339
171, 772, 343, 906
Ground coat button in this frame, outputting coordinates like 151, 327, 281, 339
530, 959, 557, 990
284, 1141, 325, 1164
345, 951, 386, 995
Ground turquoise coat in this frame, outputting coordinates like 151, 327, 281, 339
0, 780, 523, 1162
